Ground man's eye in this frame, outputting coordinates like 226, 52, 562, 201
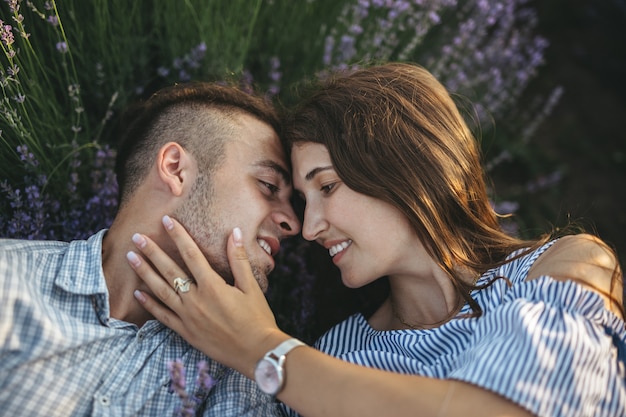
261, 181, 279, 194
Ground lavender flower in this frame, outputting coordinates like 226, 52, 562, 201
0, 21, 15, 47
17, 144, 38, 167
7, 64, 19, 76
56, 41, 68, 53
168, 360, 187, 399
167, 359, 216, 417
1, 142, 119, 241
266, 56, 282, 98
46, 15, 58, 27
154, 42, 208, 84
192, 360, 216, 404
157, 66, 170, 77
5, 0, 18, 13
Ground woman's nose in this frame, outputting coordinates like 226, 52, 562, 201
301, 205, 328, 241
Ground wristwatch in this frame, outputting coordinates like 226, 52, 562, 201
254, 338, 305, 396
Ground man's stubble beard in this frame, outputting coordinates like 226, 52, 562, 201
173, 174, 269, 292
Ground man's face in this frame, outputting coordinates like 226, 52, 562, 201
175, 113, 301, 291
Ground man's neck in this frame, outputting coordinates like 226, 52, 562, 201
101, 222, 155, 327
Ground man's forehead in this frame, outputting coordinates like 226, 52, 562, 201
222, 131, 291, 182
255, 159, 292, 185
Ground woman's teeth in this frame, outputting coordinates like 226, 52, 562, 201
329, 240, 352, 257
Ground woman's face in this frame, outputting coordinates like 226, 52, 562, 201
291, 142, 423, 288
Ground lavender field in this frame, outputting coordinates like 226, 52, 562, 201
1, 0, 624, 340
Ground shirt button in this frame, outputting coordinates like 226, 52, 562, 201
137, 331, 145, 341
99, 396, 110, 406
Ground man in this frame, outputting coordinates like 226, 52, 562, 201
0, 82, 301, 416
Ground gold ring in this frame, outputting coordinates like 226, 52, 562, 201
173, 277, 193, 294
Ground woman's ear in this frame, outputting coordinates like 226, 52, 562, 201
156, 142, 196, 197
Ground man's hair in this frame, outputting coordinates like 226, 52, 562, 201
114, 82, 279, 207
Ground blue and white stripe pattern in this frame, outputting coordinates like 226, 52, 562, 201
312, 240, 626, 417
0, 230, 280, 417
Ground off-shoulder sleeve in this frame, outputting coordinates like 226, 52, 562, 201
448, 276, 626, 417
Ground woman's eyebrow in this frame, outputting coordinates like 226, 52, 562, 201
305, 166, 333, 181
256, 160, 292, 185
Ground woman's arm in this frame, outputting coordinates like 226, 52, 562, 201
275, 344, 532, 417
127, 217, 533, 417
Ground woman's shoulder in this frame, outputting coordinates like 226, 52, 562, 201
527, 234, 618, 281
527, 233, 623, 318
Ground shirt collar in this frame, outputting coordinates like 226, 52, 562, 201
55, 229, 109, 296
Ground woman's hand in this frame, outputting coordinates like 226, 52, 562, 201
127, 215, 289, 376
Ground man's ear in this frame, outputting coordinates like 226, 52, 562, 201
156, 142, 195, 197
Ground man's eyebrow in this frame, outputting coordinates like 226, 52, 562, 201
256, 160, 292, 185
305, 166, 333, 181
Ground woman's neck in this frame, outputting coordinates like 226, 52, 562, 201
368, 267, 474, 331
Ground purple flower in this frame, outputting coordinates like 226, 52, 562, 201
166, 359, 217, 417
349, 24, 364, 35
267, 55, 282, 96
157, 66, 170, 77
5, 0, 18, 13
1, 22, 15, 47
195, 361, 213, 390
7, 64, 19, 76
47, 15, 59, 27
17, 144, 38, 167
56, 41, 68, 53
428, 11, 440, 24
178, 70, 190, 82
167, 359, 187, 398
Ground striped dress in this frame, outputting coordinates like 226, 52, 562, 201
310, 240, 626, 417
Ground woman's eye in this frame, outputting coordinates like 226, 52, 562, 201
320, 183, 336, 194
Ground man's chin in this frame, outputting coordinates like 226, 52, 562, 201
216, 265, 268, 293
250, 264, 269, 293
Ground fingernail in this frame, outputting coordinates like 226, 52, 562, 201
134, 290, 146, 303
132, 233, 146, 249
126, 251, 141, 267
162, 215, 174, 230
233, 227, 243, 247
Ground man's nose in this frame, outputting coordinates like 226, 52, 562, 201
274, 203, 301, 237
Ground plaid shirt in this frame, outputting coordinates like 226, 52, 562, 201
0, 230, 282, 416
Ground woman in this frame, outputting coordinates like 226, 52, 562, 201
128, 63, 625, 417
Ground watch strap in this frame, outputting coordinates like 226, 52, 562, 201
269, 338, 305, 359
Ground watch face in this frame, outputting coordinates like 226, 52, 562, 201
254, 359, 282, 395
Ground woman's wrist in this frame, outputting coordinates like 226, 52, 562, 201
244, 329, 294, 379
